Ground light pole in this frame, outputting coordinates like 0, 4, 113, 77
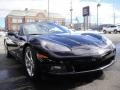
97, 3, 101, 31
70, 0, 73, 28
113, 0, 115, 25
48, 0, 49, 20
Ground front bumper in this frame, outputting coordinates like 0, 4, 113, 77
48, 59, 115, 75
37, 48, 116, 75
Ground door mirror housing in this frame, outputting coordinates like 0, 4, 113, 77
8, 32, 15, 36
8, 32, 18, 37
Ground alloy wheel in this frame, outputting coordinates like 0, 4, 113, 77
25, 47, 35, 77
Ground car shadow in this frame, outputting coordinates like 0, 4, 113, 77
0, 52, 104, 90
32, 71, 104, 90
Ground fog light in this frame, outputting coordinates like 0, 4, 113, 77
51, 66, 62, 71
50, 65, 67, 73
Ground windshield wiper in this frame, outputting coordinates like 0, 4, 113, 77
29, 34, 42, 35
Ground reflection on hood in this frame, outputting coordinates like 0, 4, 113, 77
37, 33, 106, 48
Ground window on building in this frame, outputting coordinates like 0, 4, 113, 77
12, 18, 17, 23
26, 19, 29, 22
12, 18, 22, 23
30, 19, 35, 22
17, 19, 22, 23
26, 19, 35, 22
12, 25, 17, 30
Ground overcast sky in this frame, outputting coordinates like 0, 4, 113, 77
0, 0, 120, 27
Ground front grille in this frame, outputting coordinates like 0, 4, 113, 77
47, 50, 115, 74
72, 57, 113, 72
63, 55, 114, 72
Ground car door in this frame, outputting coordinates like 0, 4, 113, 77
110, 25, 116, 31
107, 26, 111, 31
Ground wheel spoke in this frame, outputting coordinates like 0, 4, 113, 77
30, 65, 33, 76
29, 51, 34, 63
26, 51, 31, 61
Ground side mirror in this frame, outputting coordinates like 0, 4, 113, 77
8, 32, 18, 37
8, 32, 15, 36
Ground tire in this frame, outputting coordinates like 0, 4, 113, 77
114, 29, 117, 34
24, 46, 39, 79
103, 30, 107, 34
4, 41, 11, 58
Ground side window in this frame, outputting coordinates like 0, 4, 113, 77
111, 25, 116, 28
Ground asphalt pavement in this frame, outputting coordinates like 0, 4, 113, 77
0, 34, 120, 90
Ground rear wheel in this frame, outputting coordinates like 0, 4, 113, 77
103, 30, 107, 34
114, 29, 117, 34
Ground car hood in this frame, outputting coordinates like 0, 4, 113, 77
32, 33, 106, 48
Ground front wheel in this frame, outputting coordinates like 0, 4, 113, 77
114, 29, 117, 34
24, 46, 38, 79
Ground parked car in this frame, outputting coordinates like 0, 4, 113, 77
102, 25, 120, 34
4, 22, 116, 79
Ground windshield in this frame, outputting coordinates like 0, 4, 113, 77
23, 23, 70, 35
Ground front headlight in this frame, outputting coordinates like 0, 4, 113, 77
41, 40, 71, 52
72, 45, 108, 56
102, 36, 115, 49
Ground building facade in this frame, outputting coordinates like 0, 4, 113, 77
5, 9, 65, 31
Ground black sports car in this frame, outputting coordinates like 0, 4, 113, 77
4, 22, 116, 79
